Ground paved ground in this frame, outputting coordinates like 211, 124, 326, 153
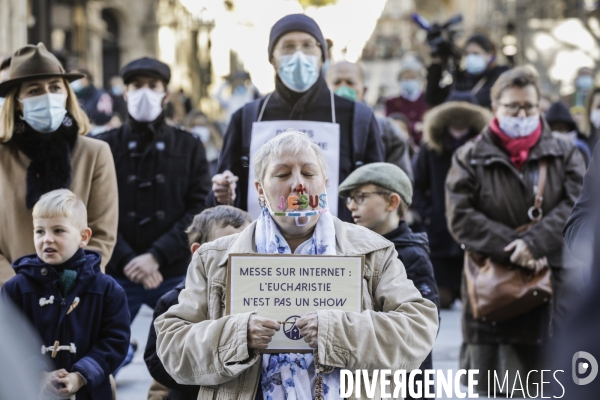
116, 302, 500, 400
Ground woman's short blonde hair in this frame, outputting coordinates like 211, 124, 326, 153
253, 129, 328, 184
0, 78, 91, 142
32, 189, 88, 230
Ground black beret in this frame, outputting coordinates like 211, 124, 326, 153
120, 57, 171, 85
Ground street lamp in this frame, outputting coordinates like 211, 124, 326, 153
502, 22, 517, 65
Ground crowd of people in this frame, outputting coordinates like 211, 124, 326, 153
0, 11, 597, 400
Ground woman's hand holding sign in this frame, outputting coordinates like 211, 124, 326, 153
296, 312, 319, 349
247, 314, 280, 349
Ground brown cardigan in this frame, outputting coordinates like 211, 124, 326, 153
0, 135, 118, 286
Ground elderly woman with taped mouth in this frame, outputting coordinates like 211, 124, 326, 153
155, 130, 438, 400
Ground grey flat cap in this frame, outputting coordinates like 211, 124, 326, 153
338, 162, 413, 206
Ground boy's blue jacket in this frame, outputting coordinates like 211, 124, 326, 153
1, 249, 130, 400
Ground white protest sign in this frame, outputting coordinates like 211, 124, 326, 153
247, 120, 340, 219
227, 254, 363, 352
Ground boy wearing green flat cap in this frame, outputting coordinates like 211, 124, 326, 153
339, 162, 440, 400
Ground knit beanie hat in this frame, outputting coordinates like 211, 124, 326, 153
268, 14, 327, 61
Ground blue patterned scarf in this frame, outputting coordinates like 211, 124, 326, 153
255, 209, 340, 399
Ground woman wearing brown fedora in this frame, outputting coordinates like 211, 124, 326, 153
0, 43, 118, 286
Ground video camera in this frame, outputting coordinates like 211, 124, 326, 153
412, 13, 463, 61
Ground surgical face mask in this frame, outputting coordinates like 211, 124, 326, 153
449, 127, 470, 140
277, 51, 320, 93
70, 79, 84, 93
334, 85, 357, 101
553, 130, 578, 142
126, 87, 166, 123
111, 85, 123, 96
590, 109, 600, 129
400, 79, 422, 101
0, 97, 4, 110
262, 186, 329, 227
465, 54, 488, 75
19, 93, 68, 133
576, 75, 595, 91
191, 126, 211, 143
233, 85, 247, 95
499, 115, 540, 138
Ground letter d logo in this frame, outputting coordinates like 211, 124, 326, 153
572, 351, 598, 385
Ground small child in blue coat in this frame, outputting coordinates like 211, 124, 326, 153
1, 189, 130, 400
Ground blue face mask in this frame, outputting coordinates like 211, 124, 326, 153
576, 75, 595, 91
277, 51, 320, 93
111, 85, 123, 96
70, 79, 84, 93
19, 93, 68, 133
400, 79, 422, 100
465, 54, 488, 75
0, 97, 5, 110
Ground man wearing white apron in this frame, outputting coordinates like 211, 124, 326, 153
209, 14, 384, 223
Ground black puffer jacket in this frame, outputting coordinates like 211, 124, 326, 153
97, 116, 211, 279
208, 75, 384, 223
144, 280, 199, 400
413, 102, 492, 258
383, 221, 439, 400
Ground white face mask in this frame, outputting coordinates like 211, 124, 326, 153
190, 126, 211, 143
591, 109, 600, 130
127, 88, 165, 122
0, 97, 5, 110
499, 115, 540, 138
553, 130, 578, 142
19, 93, 68, 133
449, 127, 470, 140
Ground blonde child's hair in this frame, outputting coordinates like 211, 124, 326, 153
0, 79, 91, 142
32, 189, 88, 230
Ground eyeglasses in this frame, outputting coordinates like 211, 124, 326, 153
275, 40, 321, 56
499, 102, 539, 116
346, 191, 390, 206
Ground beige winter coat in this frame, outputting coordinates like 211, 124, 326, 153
155, 217, 439, 400
0, 136, 118, 285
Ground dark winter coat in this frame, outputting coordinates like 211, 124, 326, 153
1, 250, 130, 400
97, 116, 211, 279
144, 279, 199, 400
545, 101, 592, 166
208, 75, 384, 223
413, 102, 491, 259
564, 140, 600, 267
446, 125, 585, 345
382, 221, 439, 400
426, 63, 509, 109
375, 115, 413, 181
77, 86, 113, 126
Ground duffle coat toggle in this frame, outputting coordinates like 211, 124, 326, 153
42, 341, 77, 357
39, 295, 55, 307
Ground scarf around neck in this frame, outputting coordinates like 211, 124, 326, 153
254, 208, 340, 399
9, 113, 79, 208
489, 117, 542, 170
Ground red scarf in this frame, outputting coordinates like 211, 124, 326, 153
489, 118, 542, 169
